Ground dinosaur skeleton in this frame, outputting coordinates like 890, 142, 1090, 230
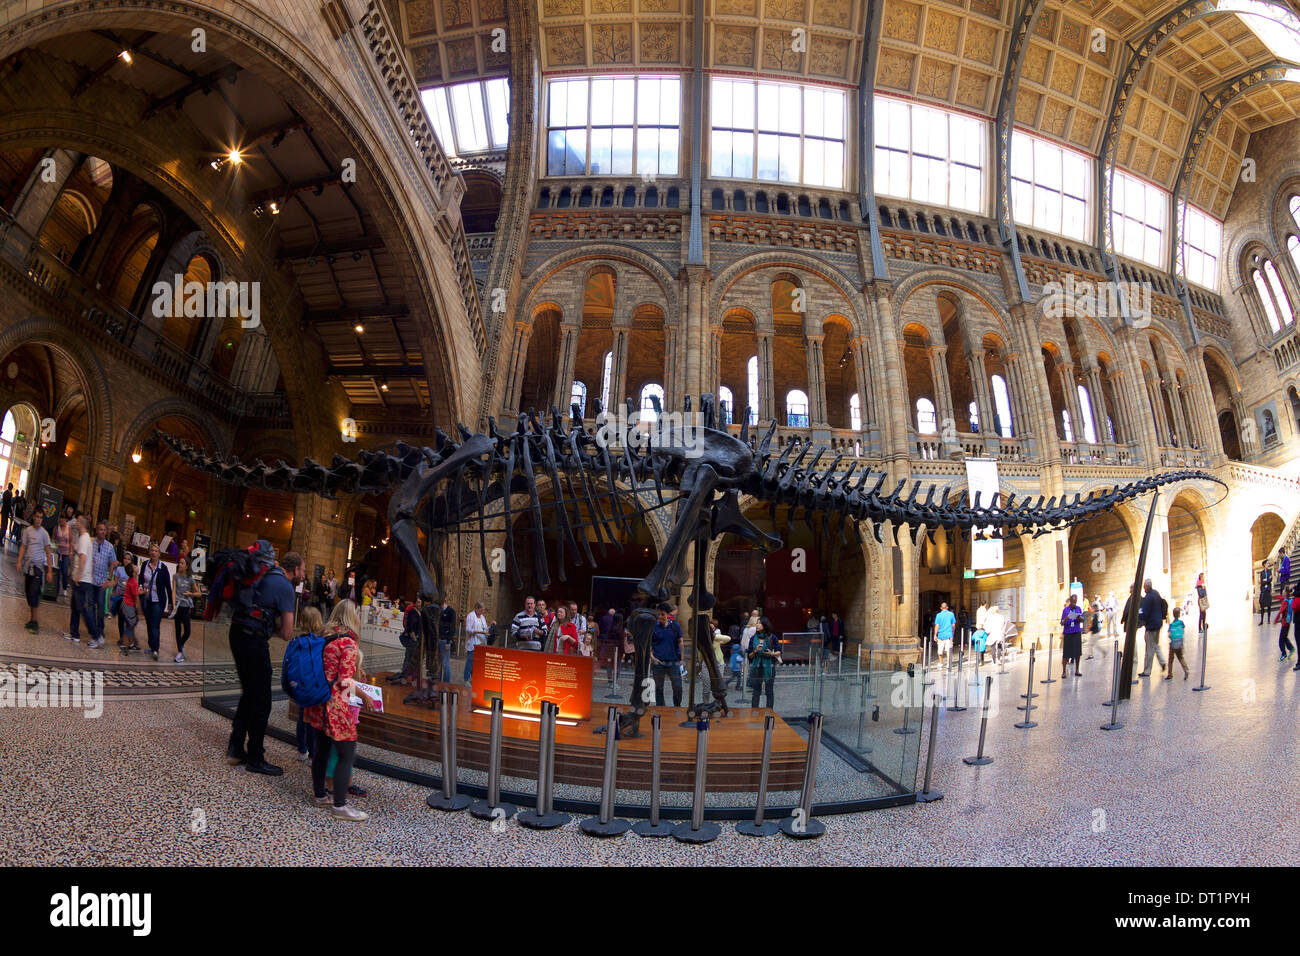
157, 393, 1225, 735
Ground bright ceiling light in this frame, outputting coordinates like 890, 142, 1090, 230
354, 323, 365, 334
118, 49, 133, 64
268, 201, 280, 215
227, 148, 243, 165
131, 447, 142, 464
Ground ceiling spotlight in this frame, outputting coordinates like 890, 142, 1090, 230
354, 323, 365, 334
209, 158, 225, 171
227, 148, 243, 165
118, 49, 133, 64
131, 446, 143, 464
379, 381, 389, 392
268, 201, 280, 215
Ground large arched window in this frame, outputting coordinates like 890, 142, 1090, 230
718, 385, 735, 425
570, 381, 587, 417
849, 393, 861, 431
968, 400, 980, 433
991, 374, 1014, 438
1289, 235, 1300, 283
1254, 269, 1284, 333
639, 383, 664, 423
600, 351, 613, 410
785, 389, 809, 427
1061, 409, 1074, 443
1076, 384, 1098, 444
1265, 260, 1295, 327
916, 397, 937, 434
746, 355, 759, 425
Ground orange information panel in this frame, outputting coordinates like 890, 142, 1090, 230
472, 645, 594, 721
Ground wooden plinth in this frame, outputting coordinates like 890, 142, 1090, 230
333, 676, 808, 792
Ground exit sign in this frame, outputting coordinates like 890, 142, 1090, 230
963, 569, 975, 579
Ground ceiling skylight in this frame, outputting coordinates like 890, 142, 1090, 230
1220, 0, 1300, 64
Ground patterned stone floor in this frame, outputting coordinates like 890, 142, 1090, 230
3, 558, 1299, 864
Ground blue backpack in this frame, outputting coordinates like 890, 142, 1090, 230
281, 633, 331, 707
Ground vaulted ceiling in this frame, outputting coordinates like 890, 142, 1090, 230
396, 0, 1300, 218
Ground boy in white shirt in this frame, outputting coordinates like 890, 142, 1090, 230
463, 601, 492, 684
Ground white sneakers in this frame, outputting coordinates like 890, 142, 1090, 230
330, 804, 369, 822
174, 653, 186, 663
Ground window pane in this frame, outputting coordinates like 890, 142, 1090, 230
660, 77, 681, 126
547, 129, 568, 175
823, 141, 844, 189
658, 128, 680, 175
590, 78, 614, 126
733, 80, 755, 129
637, 78, 661, 126
589, 128, 612, 174
756, 133, 780, 180
485, 78, 510, 148
613, 77, 635, 123
564, 128, 587, 174
637, 128, 659, 176
757, 84, 779, 131
611, 127, 634, 174
778, 134, 799, 182
712, 78, 733, 127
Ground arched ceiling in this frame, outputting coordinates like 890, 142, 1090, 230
397, 0, 1300, 219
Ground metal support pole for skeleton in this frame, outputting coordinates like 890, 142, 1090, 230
673, 718, 721, 843
963, 675, 994, 765
780, 711, 827, 836
427, 689, 471, 811
736, 713, 779, 836
632, 712, 674, 837
519, 701, 570, 829
580, 706, 631, 836
916, 697, 944, 802
470, 696, 517, 820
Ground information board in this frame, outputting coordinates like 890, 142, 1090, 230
472, 645, 594, 721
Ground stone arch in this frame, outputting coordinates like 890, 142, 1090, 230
0, 317, 113, 462
521, 244, 678, 319
889, 269, 1016, 336
710, 250, 864, 328
113, 397, 230, 470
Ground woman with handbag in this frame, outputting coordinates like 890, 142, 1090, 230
748, 616, 780, 709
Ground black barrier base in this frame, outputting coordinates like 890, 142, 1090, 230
518, 810, 571, 829
915, 788, 944, 803
1100, 721, 1124, 731
1013, 719, 1037, 729
469, 800, 517, 820
1016, 702, 1036, 712
427, 792, 472, 812
1192, 684, 1210, 692
672, 821, 721, 843
778, 816, 825, 838
632, 819, 675, 837
962, 755, 993, 766
579, 817, 632, 837
735, 820, 780, 837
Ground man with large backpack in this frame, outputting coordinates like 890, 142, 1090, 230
219, 542, 304, 775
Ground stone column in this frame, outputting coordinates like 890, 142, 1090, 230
1185, 347, 1225, 459
552, 320, 580, 414
1231, 393, 1257, 457
851, 335, 872, 432
1145, 377, 1171, 447
610, 325, 630, 413
11, 149, 86, 241
805, 332, 827, 428
1165, 382, 1189, 449
868, 282, 909, 461
928, 345, 954, 435
757, 330, 776, 425
664, 323, 680, 414
502, 321, 532, 416
966, 348, 994, 435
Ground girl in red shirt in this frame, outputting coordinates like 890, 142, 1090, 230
118, 566, 140, 652
304, 600, 373, 821
551, 604, 579, 654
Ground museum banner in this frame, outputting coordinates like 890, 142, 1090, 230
473, 645, 594, 721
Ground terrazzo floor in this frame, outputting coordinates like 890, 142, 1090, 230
2, 566, 1298, 864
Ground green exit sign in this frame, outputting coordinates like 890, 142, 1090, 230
963, 569, 975, 579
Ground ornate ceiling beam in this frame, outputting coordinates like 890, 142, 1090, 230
1171, 60, 1298, 344
858, 0, 889, 282
303, 305, 409, 323
275, 235, 385, 261
994, 0, 1048, 306
326, 363, 425, 378
141, 64, 243, 121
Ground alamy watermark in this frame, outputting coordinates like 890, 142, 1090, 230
0, 665, 104, 718
150, 274, 261, 329
1041, 274, 1153, 328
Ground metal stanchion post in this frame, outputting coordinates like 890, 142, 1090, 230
470, 697, 517, 821
1102, 640, 1122, 707
864, 649, 876, 699
997, 641, 1008, 674
894, 669, 918, 735
580, 706, 631, 836
916, 697, 944, 803
1014, 648, 1038, 728
780, 711, 827, 837
1041, 631, 1056, 684
632, 713, 674, 837
948, 655, 966, 712
518, 701, 570, 829
1192, 628, 1211, 692
1101, 644, 1124, 731
736, 714, 779, 837
963, 675, 994, 765
427, 689, 471, 811
673, 718, 721, 843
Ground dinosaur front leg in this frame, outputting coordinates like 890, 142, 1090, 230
639, 462, 720, 603
618, 606, 658, 737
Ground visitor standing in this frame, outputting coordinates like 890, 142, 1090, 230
1105, 591, 1119, 642
650, 606, 684, 707
1165, 607, 1189, 680
305, 599, 372, 821
1195, 573, 1208, 633
748, 616, 780, 709
437, 597, 455, 682
1137, 578, 1168, 677
1060, 594, 1084, 678
172, 556, 200, 662
138, 544, 172, 661
821, 611, 845, 669
464, 601, 490, 682
66, 516, 101, 646
1259, 561, 1273, 625
551, 604, 579, 655
226, 544, 303, 776
117, 564, 140, 652
932, 601, 955, 666
16, 510, 52, 633
1276, 585, 1298, 662
508, 596, 545, 648
0, 482, 13, 544
53, 514, 71, 601
1282, 552, 1292, 594
87, 522, 116, 647
740, 610, 760, 652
